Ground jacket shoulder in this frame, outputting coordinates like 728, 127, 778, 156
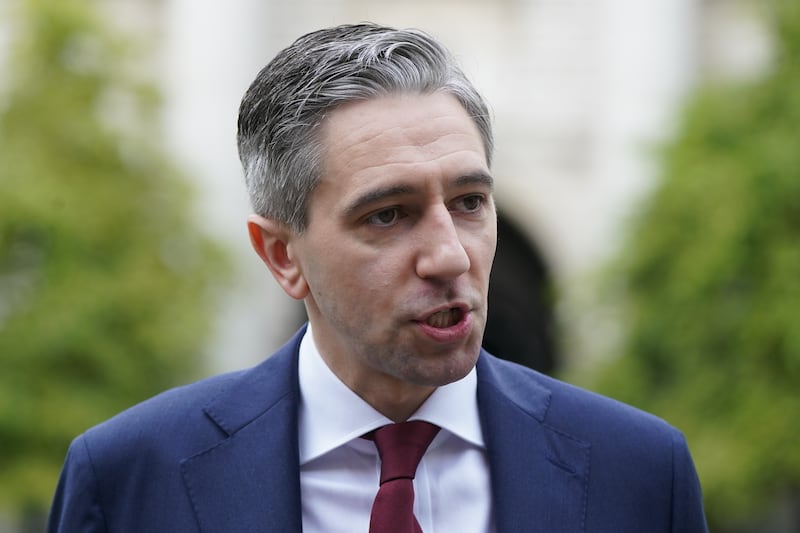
477, 352, 679, 444
80, 331, 302, 466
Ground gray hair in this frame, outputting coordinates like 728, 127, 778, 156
237, 23, 494, 233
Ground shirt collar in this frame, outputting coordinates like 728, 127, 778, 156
297, 325, 485, 465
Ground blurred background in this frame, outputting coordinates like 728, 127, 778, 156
0, 0, 797, 531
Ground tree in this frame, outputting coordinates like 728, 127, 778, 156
585, 1, 800, 531
0, 0, 226, 524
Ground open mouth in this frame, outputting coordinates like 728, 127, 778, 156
425, 307, 464, 329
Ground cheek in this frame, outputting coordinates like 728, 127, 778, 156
312, 251, 389, 300
468, 232, 497, 273
308, 235, 417, 296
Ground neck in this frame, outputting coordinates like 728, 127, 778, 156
357, 382, 436, 422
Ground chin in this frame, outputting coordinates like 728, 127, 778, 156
414, 351, 479, 387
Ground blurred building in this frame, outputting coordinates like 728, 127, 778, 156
0, 0, 773, 374
153, 0, 771, 374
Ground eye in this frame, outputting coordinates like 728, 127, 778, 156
454, 194, 484, 213
366, 207, 401, 227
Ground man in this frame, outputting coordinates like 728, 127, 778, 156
48, 23, 708, 532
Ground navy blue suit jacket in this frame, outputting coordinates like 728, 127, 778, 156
48, 327, 708, 532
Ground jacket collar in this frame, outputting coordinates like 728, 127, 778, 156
477, 353, 590, 532
179, 328, 590, 532
180, 327, 306, 533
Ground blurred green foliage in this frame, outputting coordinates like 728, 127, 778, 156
0, 0, 227, 519
587, 0, 800, 530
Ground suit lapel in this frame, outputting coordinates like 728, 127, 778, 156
177, 334, 590, 532
477, 353, 590, 532
181, 330, 305, 533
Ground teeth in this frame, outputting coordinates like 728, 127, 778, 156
426, 308, 461, 328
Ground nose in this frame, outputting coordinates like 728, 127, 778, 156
415, 207, 471, 281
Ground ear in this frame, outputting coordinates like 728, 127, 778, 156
247, 214, 309, 300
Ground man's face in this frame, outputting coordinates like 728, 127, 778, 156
291, 92, 496, 411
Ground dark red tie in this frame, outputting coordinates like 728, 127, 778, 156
366, 421, 441, 533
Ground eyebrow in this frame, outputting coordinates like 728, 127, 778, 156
343, 171, 495, 218
344, 184, 417, 218
455, 171, 495, 191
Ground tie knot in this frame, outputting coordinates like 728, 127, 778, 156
371, 421, 440, 485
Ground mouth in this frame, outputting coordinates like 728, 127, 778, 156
414, 304, 473, 343
424, 307, 465, 329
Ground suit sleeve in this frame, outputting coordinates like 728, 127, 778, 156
47, 435, 108, 533
670, 431, 709, 533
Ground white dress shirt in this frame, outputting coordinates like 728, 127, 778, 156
298, 325, 494, 533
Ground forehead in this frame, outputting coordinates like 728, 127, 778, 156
313, 93, 489, 210
321, 92, 484, 159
